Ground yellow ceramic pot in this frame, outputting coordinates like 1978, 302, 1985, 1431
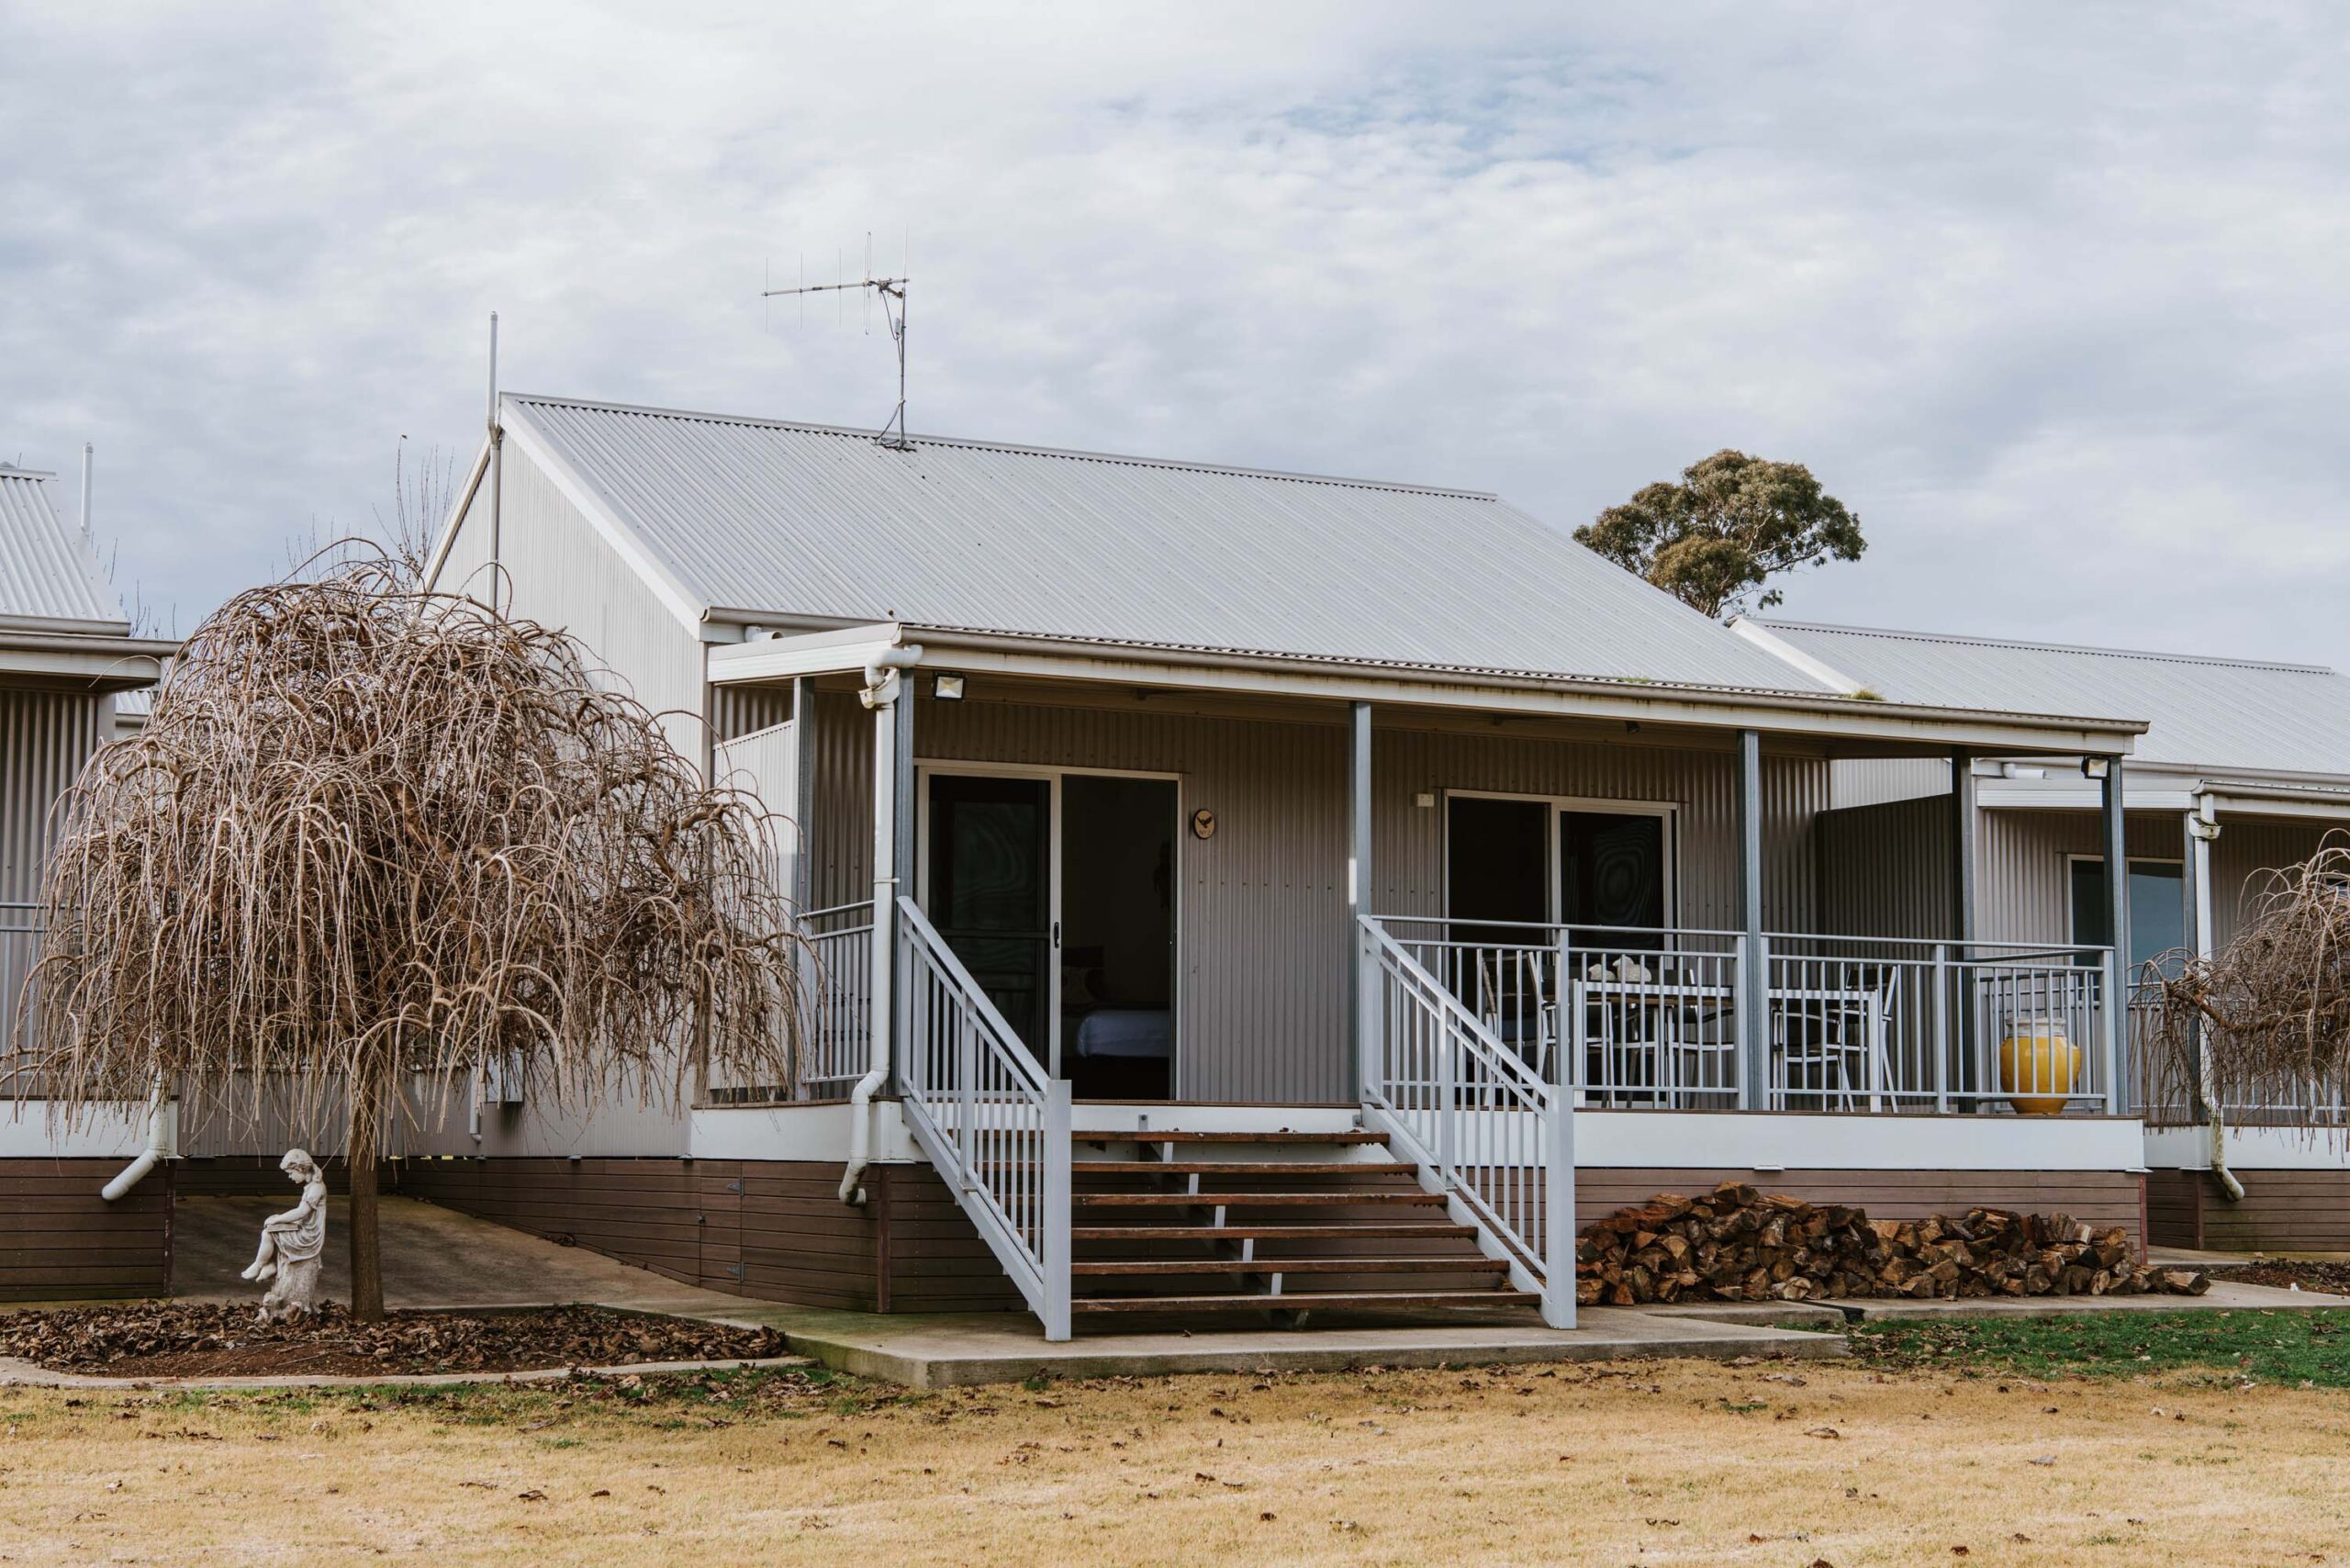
1999, 1023, 2078, 1115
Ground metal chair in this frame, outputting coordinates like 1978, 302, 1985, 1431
1772, 968, 1898, 1111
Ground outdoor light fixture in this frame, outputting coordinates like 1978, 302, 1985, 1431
2082, 756, 2110, 779
933, 673, 966, 700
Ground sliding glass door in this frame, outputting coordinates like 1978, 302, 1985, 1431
924, 773, 1053, 1064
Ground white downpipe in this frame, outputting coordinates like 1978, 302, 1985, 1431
2188, 794, 2244, 1201
839, 644, 923, 1204
100, 1081, 175, 1202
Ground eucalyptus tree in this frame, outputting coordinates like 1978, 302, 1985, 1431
1576, 449, 1864, 620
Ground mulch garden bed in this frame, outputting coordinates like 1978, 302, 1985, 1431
0, 1303, 789, 1378
2202, 1259, 2350, 1296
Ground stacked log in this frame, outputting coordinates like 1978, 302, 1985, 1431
1575, 1181, 2211, 1306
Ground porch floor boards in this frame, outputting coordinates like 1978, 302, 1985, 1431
1071, 1159, 1416, 1178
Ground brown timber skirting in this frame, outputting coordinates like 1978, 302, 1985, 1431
2147, 1167, 2350, 1253
0, 1158, 173, 1302
1576, 1168, 2148, 1255
397, 1157, 1024, 1314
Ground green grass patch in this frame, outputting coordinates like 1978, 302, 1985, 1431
1852, 1308, 2350, 1386
78, 1364, 912, 1429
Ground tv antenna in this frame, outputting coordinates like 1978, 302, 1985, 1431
763, 234, 912, 451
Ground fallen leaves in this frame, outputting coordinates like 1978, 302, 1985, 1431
0, 1304, 787, 1378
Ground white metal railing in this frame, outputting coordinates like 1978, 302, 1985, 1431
1376, 916, 2118, 1114
1359, 916, 1572, 1328
2132, 983, 2350, 1128
700, 900, 876, 1105
896, 895, 1071, 1340
796, 902, 875, 1098
1767, 935, 2111, 1113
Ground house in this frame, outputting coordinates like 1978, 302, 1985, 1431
1731, 617, 2350, 1252
0, 458, 176, 1299
386, 392, 2162, 1338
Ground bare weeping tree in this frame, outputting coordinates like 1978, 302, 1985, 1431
31, 551, 803, 1318
2148, 841, 2350, 1140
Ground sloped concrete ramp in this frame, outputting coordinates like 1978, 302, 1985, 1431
170, 1193, 746, 1315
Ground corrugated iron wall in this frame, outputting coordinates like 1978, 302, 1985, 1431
805, 693, 1830, 1103
0, 688, 106, 1081
436, 445, 709, 759
1830, 756, 1951, 811
0, 688, 105, 903
2211, 816, 2339, 948
1817, 793, 1953, 941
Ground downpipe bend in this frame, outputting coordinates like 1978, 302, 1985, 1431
101, 1081, 175, 1202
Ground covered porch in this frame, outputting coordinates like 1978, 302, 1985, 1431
711, 622, 2147, 1122
701, 622, 2147, 1338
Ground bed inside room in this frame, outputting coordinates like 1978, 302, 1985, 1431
1058, 774, 1177, 1100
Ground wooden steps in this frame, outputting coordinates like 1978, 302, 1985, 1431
1054, 1125, 1535, 1322
1072, 1189, 1449, 1208
1069, 1222, 1478, 1243
1073, 1256, 1507, 1278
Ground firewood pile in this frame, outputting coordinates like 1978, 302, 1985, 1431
1575, 1182, 2212, 1306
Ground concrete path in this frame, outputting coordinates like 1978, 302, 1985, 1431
678, 1301, 1849, 1388
170, 1194, 751, 1316
1831, 1278, 2350, 1321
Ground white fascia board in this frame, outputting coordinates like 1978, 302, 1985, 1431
498, 408, 709, 636
1728, 617, 1866, 696
2197, 783, 2350, 822
910, 636, 2143, 755
0, 642, 171, 689
1577, 1110, 2146, 1171
2143, 1124, 2350, 1171
1976, 776, 2350, 821
0, 1101, 153, 1159
1979, 788, 2199, 812
708, 622, 909, 684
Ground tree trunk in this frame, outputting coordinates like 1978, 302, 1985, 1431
348, 1113, 384, 1321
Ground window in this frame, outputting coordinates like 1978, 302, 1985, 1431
2068, 857, 2186, 972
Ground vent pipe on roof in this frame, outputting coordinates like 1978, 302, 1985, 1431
487, 311, 503, 580
78, 442, 93, 536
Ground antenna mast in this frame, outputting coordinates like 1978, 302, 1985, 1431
762, 241, 912, 451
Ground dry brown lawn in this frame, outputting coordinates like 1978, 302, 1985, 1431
3, 1354, 2347, 1566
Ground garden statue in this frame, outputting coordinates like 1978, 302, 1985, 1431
241, 1148, 329, 1320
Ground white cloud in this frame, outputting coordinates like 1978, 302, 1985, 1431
1, 2, 2344, 663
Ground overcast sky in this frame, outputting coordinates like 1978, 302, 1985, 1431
4, 4, 2345, 664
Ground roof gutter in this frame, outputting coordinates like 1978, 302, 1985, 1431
879, 624, 2147, 754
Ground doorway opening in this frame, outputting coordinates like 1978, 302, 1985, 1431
1060, 775, 1176, 1101
920, 767, 1178, 1100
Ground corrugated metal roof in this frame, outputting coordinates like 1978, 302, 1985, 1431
0, 465, 128, 630
505, 394, 1831, 693
1752, 619, 2350, 778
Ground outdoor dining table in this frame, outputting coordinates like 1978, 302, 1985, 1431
1566, 971, 1893, 1110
